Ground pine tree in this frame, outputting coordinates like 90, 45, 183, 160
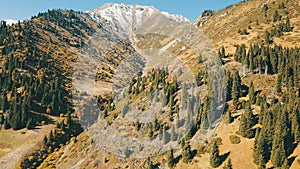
248, 81, 255, 104
239, 102, 256, 138
167, 148, 175, 168
0, 114, 4, 125
225, 111, 233, 124
225, 71, 232, 101
285, 17, 292, 32
147, 123, 153, 138
135, 119, 140, 131
265, 30, 272, 44
263, 4, 268, 12
219, 46, 226, 59
292, 108, 300, 142
275, 74, 281, 93
273, 10, 279, 22
231, 69, 241, 108
26, 118, 34, 129
210, 139, 221, 168
282, 158, 289, 169
271, 141, 286, 167
182, 141, 192, 163
4, 118, 10, 129
43, 135, 48, 146
271, 111, 291, 167
253, 129, 268, 167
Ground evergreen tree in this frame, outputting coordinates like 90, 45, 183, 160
271, 111, 291, 167
253, 129, 268, 167
282, 158, 290, 169
43, 135, 48, 146
248, 81, 255, 104
225, 111, 233, 124
265, 30, 272, 44
218, 46, 226, 59
273, 10, 279, 22
26, 118, 34, 129
263, 4, 268, 11
239, 102, 256, 138
292, 108, 300, 142
210, 139, 221, 168
231, 69, 241, 108
276, 74, 282, 93
285, 17, 292, 32
147, 123, 153, 138
271, 141, 286, 167
0, 114, 4, 125
167, 148, 175, 168
4, 118, 10, 129
182, 141, 192, 163
225, 71, 232, 101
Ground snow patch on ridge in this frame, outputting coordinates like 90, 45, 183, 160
87, 3, 189, 33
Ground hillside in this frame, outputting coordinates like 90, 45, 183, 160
0, 1, 300, 169
196, 0, 300, 169
0, 9, 99, 168
197, 0, 300, 52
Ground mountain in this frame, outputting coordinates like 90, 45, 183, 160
88, 3, 188, 33
0, 1, 300, 169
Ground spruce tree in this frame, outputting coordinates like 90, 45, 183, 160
210, 139, 221, 168
273, 10, 279, 22
253, 129, 268, 167
4, 118, 10, 129
282, 158, 289, 169
239, 102, 256, 138
167, 148, 175, 168
271, 111, 290, 167
248, 81, 255, 104
226, 111, 233, 124
265, 30, 272, 44
44, 135, 48, 146
231, 69, 241, 108
276, 74, 282, 93
26, 118, 34, 129
182, 141, 192, 163
292, 108, 300, 142
0, 114, 4, 125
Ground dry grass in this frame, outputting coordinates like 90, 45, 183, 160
0, 124, 54, 169
199, 0, 300, 51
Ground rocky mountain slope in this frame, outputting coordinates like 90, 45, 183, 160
0, 0, 300, 169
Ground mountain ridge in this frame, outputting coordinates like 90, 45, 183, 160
87, 3, 189, 33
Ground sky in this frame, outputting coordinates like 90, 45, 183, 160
0, 0, 242, 21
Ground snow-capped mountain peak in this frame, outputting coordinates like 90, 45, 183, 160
87, 3, 189, 33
